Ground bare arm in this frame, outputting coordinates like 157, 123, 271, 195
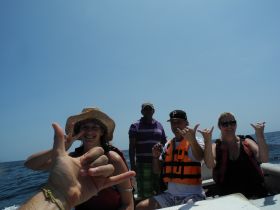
152, 143, 163, 174
24, 125, 84, 170
178, 124, 204, 161
19, 190, 69, 210
203, 143, 217, 169
250, 122, 269, 163
198, 127, 216, 168
189, 138, 204, 161
109, 151, 134, 210
129, 137, 136, 172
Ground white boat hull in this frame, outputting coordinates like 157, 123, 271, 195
158, 163, 280, 210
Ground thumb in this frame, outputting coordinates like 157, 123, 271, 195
52, 122, 66, 158
250, 123, 256, 129
194, 124, 200, 132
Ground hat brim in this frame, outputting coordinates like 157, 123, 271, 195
65, 108, 115, 141
167, 118, 187, 122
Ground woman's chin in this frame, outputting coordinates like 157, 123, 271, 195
84, 139, 98, 145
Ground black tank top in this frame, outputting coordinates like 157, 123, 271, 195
214, 137, 267, 198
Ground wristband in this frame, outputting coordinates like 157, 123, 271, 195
41, 188, 65, 210
118, 187, 134, 192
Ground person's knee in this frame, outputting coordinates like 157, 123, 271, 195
135, 199, 148, 210
135, 198, 160, 210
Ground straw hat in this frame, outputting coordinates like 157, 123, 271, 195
65, 107, 115, 141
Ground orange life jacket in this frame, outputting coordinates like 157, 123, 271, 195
162, 138, 202, 185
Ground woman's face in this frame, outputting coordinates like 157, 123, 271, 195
219, 115, 237, 137
79, 121, 104, 147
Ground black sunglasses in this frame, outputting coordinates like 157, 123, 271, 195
220, 120, 237, 127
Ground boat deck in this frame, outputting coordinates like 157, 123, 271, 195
250, 193, 280, 210
160, 193, 280, 210
158, 163, 280, 209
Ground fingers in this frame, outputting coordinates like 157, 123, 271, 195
152, 143, 162, 157
194, 124, 200, 132
176, 128, 184, 135
103, 171, 136, 189
86, 164, 115, 177
250, 123, 256, 129
251, 122, 266, 129
88, 155, 109, 168
153, 143, 162, 150
197, 126, 214, 135
67, 122, 75, 138
80, 147, 113, 176
258, 122, 266, 126
65, 122, 84, 143
80, 147, 105, 167
52, 123, 66, 158
177, 125, 199, 136
72, 130, 85, 140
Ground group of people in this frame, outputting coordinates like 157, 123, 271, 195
19, 103, 269, 210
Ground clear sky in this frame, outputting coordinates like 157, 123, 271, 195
0, 0, 279, 162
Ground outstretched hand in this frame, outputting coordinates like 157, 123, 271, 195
198, 126, 214, 143
250, 122, 265, 135
152, 143, 163, 158
47, 123, 135, 208
64, 122, 84, 150
177, 124, 200, 142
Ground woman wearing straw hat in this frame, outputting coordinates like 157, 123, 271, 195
25, 107, 134, 210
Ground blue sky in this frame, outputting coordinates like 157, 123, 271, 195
0, 0, 279, 162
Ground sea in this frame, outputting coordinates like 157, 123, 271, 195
1, 131, 280, 210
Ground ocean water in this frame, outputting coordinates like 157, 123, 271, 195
1, 131, 280, 210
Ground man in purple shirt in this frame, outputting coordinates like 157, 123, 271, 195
129, 102, 167, 200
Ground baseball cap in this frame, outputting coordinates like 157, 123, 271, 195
167, 110, 188, 121
141, 102, 154, 110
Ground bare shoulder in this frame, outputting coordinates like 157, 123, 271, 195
244, 138, 258, 146
107, 151, 128, 173
244, 138, 259, 154
108, 150, 124, 164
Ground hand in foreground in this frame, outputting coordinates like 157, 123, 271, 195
21, 123, 135, 209
198, 126, 214, 143
177, 124, 200, 142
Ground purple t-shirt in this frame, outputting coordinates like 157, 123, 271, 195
129, 118, 167, 163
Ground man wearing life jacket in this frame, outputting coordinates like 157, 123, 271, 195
203, 112, 269, 198
136, 110, 206, 210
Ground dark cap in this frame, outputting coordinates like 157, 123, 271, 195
167, 110, 188, 121
141, 102, 154, 110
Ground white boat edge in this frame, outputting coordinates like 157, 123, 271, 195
157, 163, 280, 210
